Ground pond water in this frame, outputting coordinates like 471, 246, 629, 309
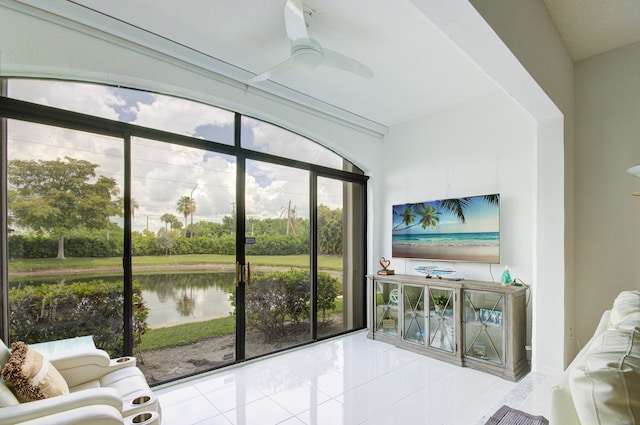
10, 272, 236, 329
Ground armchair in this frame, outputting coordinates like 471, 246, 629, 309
0, 337, 161, 425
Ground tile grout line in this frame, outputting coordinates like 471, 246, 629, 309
474, 372, 547, 425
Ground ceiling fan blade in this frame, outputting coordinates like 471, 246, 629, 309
248, 57, 297, 83
322, 48, 373, 79
284, 0, 308, 42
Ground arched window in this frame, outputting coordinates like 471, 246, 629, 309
1, 79, 367, 385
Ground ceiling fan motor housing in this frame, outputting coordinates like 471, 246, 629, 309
291, 38, 323, 69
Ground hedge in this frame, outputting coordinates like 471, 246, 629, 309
8, 233, 311, 258
8, 280, 148, 357
244, 269, 340, 342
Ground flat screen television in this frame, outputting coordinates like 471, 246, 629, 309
392, 194, 500, 263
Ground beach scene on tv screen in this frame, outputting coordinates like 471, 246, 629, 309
392, 194, 500, 263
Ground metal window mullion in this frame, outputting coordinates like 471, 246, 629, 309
310, 171, 318, 340
123, 132, 133, 356
0, 80, 8, 343
234, 113, 246, 361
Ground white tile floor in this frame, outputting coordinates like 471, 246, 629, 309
154, 331, 557, 425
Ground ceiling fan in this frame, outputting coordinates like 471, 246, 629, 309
248, 0, 373, 83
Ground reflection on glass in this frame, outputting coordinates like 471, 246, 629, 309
8, 79, 235, 145
375, 281, 399, 336
6, 120, 126, 356
403, 285, 425, 344
132, 137, 237, 384
428, 288, 455, 353
464, 290, 505, 365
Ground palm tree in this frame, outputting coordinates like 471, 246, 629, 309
131, 198, 140, 222
393, 205, 416, 231
439, 197, 472, 224
416, 204, 441, 229
116, 196, 139, 222
176, 196, 196, 237
393, 203, 441, 231
439, 194, 499, 224
161, 213, 178, 232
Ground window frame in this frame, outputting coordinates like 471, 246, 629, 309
0, 81, 368, 369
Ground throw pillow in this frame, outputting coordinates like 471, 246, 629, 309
1, 341, 69, 402
569, 328, 640, 425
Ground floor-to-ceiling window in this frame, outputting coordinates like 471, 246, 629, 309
1, 79, 367, 385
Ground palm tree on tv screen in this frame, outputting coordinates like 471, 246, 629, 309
439, 194, 499, 224
393, 194, 498, 231
393, 203, 441, 231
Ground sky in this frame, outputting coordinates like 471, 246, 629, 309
392, 195, 500, 235
7, 79, 345, 233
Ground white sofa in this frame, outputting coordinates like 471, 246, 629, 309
0, 337, 161, 425
550, 290, 640, 425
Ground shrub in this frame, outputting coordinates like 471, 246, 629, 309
245, 269, 339, 341
8, 280, 148, 357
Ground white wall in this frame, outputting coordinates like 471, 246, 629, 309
379, 91, 536, 336
574, 41, 640, 347
382, 92, 536, 280
469, 0, 576, 367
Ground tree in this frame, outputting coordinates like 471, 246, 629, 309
318, 205, 343, 255
160, 213, 178, 232
415, 204, 441, 229
393, 203, 441, 232
176, 196, 196, 237
156, 232, 174, 255
439, 194, 499, 224
8, 157, 120, 259
117, 196, 139, 222
393, 206, 416, 231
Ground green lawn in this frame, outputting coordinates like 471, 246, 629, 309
9, 254, 344, 272
140, 315, 236, 351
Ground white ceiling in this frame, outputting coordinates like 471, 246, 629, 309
15, 0, 640, 133
20, 0, 502, 131
544, 0, 640, 60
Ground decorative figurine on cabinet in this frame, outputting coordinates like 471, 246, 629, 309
377, 257, 395, 275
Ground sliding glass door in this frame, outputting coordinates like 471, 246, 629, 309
244, 160, 311, 358
317, 177, 366, 338
131, 137, 237, 383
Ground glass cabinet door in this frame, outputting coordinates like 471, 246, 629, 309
427, 287, 455, 353
374, 281, 400, 336
403, 284, 426, 344
463, 290, 505, 365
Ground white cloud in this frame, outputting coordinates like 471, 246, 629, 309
245, 118, 343, 170
132, 94, 233, 139
9, 79, 122, 121
7, 80, 350, 234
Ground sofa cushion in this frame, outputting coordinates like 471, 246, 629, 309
613, 312, 640, 331
1, 342, 69, 402
569, 327, 640, 425
611, 290, 640, 325
0, 381, 19, 407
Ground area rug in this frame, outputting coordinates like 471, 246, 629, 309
484, 405, 549, 425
